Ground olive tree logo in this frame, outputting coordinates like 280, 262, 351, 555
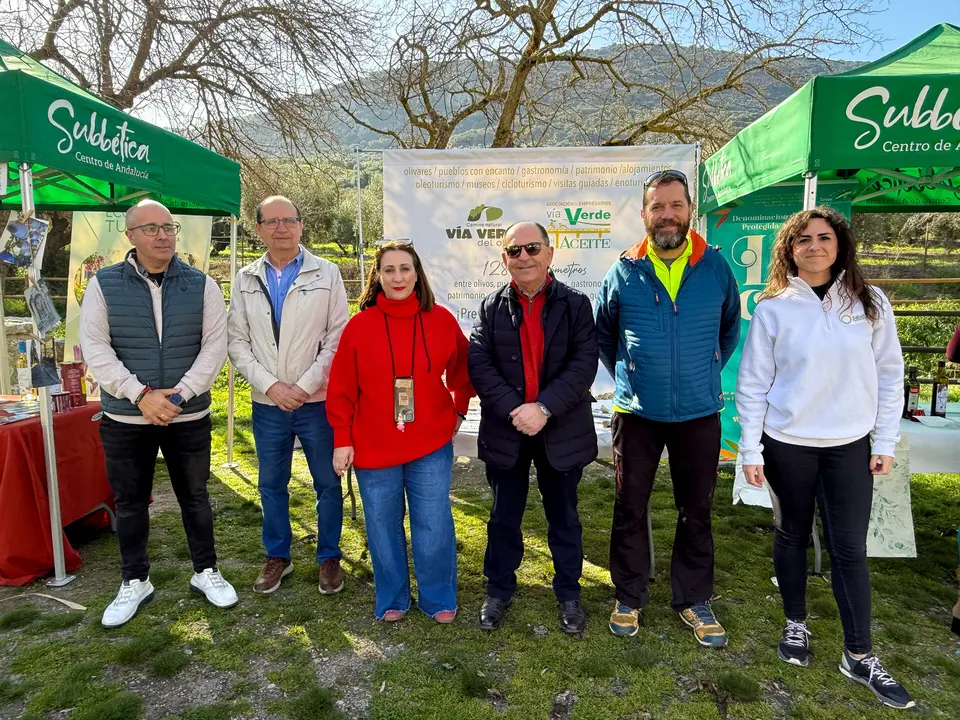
467, 204, 503, 222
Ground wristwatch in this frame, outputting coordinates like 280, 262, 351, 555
535, 402, 552, 418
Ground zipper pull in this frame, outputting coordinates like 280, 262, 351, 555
673, 302, 678, 315
655, 292, 660, 304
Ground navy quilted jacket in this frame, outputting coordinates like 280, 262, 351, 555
595, 232, 740, 422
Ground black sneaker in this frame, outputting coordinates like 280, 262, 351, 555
839, 651, 915, 710
778, 620, 812, 667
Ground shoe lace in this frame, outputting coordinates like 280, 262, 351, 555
614, 602, 638, 617
113, 582, 135, 606
691, 603, 717, 626
782, 620, 810, 648
861, 655, 898, 687
203, 569, 227, 589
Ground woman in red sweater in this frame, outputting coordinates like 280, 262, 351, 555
327, 241, 474, 623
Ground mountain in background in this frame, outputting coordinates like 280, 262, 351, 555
317, 46, 861, 151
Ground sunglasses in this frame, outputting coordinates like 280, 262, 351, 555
644, 169, 689, 189
375, 238, 414, 247
504, 242, 546, 258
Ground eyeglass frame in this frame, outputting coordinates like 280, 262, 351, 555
258, 217, 302, 230
643, 169, 689, 190
503, 241, 546, 258
128, 222, 181, 236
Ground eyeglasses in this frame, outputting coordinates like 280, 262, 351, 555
504, 242, 546, 258
375, 238, 414, 247
129, 223, 181, 236
644, 169, 689, 190
259, 217, 301, 229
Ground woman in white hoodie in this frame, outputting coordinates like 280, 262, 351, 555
736, 207, 913, 710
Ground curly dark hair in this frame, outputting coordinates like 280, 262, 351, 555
762, 206, 881, 322
358, 241, 435, 312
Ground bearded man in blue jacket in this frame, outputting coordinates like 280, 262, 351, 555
595, 169, 740, 647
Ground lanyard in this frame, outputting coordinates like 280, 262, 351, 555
383, 311, 419, 378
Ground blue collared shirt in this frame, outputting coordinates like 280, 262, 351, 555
264, 249, 303, 326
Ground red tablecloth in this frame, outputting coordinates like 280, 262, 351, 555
0, 400, 113, 585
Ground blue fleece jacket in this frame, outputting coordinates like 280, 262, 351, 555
595, 231, 740, 422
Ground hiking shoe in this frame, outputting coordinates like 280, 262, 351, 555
319, 558, 344, 595
840, 651, 915, 709
190, 568, 239, 608
609, 601, 640, 637
102, 578, 155, 628
558, 600, 586, 634
479, 597, 511, 631
253, 557, 293, 594
680, 603, 728, 647
778, 620, 812, 667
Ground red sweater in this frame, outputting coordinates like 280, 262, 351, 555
326, 292, 475, 469
512, 276, 552, 403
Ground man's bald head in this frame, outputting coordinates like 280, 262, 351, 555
504, 221, 549, 245
126, 199, 172, 227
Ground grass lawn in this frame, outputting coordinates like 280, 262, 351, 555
1, 373, 959, 719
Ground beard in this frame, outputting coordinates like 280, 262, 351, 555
650, 219, 690, 251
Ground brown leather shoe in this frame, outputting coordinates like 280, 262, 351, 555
253, 558, 293, 594
318, 558, 344, 595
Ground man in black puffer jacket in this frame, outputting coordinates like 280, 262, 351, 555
469, 221, 599, 635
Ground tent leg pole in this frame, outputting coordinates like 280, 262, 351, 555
0, 269, 10, 395
803, 172, 818, 211
223, 215, 238, 469
40, 386, 73, 586
694, 142, 706, 239
355, 146, 365, 282
19, 162, 73, 586
0, 164, 12, 395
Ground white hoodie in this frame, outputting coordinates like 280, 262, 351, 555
736, 274, 904, 465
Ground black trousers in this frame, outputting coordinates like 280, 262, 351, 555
99, 415, 217, 581
610, 412, 720, 611
483, 434, 584, 603
763, 433, 875, 654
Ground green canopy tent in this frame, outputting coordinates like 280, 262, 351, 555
0, 40, 241, 585
699, 23, 960, 215
0, 39, 240, 214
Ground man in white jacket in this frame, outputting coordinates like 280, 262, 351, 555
228, 196, 349, 595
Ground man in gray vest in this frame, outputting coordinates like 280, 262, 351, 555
80, 199, 237, 628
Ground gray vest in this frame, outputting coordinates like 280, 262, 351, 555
97, 252, 210, 416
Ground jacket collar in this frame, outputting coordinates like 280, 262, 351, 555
787, 270, 845, 300
125, 248, 181, 278
622, 229, 708, 266
505, 269, 559, 303
244, 245, 323, 280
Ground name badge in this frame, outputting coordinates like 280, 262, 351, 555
394, 377, 414, 431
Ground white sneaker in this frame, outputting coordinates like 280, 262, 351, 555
190, 568, 239, 608
102, 578, 155, 628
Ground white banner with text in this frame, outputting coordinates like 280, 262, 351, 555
382, 145, 698, 392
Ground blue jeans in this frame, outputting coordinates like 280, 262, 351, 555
354, 442, 457, 619
252, 401, 342, 563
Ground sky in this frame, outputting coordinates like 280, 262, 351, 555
836, 0, 960, 61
